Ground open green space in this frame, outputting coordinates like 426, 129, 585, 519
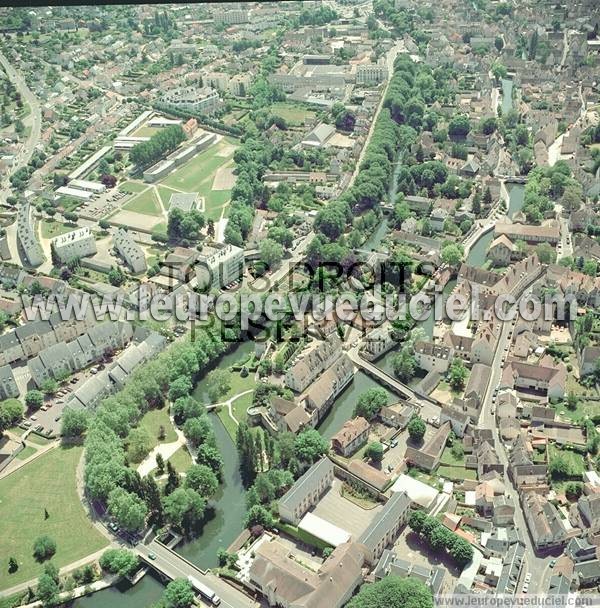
548, 445, 586, 479
157, 185, 179, 208
437, 465, 477, 481
440, 445, 465, 466
15, 445, 37, 460
167, 446, 193, 474
40, 220, 73, 239
0, 445, 108, 591
132, 126, 160, 138
271, 102, 316, 126
26, 433, 54, 446
123, 188, 163, 217
119, 181, 147, 195
162, 139, 236, 217
137, 407, 178, 445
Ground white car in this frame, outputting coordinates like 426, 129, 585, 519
522, 583, 529, 593
524, 573, 532, 583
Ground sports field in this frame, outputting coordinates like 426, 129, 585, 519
122, 187, 163, 217
0, 445, 108, 591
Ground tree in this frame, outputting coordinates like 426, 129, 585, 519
108, 266, 126, 287
206, 368, 231, 403
354, 388, 388, 421
449, 537, 474, 566
107, 487, 148, 532
448, 114, 470, 138
448, 358, 468, 391
391, 349, 417, 382
565, 392, 579, 411
0, 399, 24, 432
441, 243, 464, 266
549, 454, 570, 480
61, 407, 89, 437
127, 427, 153, 463
259, 238, 284, 270
25, 390, 44, 410
162, 487, 206, 534
195, 444, 224, 477
565, 481, 583, 500
99, 549, 139, 577
163, 578, 195, 608
294, 429, 328, 464
244, 504, 274, 529
36, 573, 59, 607
8, 557, 18, 573
33, 535, 56, 562
182, 415, 212, 448
41, 379, 59, 396
407, 416, 426, 442
346, 575, 433, 608
365, 441, 384, 463
535, 242, 555, 265
184, 464, 219, 498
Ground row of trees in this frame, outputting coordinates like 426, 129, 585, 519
130, 124, 186, 168
409, 510, 474, 566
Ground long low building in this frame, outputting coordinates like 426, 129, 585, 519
51, 227, 97, 263
278, 457, 334, 525
493, 222, 560, 245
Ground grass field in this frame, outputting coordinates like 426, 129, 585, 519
167, 446, 193, 474
0, 445, 108, 591
138, 407, 177, 445
440, 445, 465, 467
123, 188, 163, 217
27, 433, 54, 446
132, 126, 160, 138
437, 465, 477, 481
162, 138, 236, 219
40, 220, 74, 239
271, 102, 316, 126
119, 181, 147, 195
16, 446, 37, 460
548, 445, 586, 479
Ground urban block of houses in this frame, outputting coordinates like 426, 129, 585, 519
28, 320, 133, 388
500, 355, 567, 400
278, 457, 334, 525
65, 327, 166, 411
405, 421, 452, 473
0, 364, 18, 400
522, 491, 568, 551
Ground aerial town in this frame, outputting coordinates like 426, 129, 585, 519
0, 0, 599, 607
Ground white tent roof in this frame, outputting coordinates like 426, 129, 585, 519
298, 512, 351, 547
390, 474, 439, 509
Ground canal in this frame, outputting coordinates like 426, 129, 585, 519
501, 78, 513, 115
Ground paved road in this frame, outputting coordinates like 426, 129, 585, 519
0, 49, 42, 204
136, 540, 260, 608
476, 283, 552, 594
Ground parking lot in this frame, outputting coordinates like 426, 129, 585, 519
311, 479, 382, 539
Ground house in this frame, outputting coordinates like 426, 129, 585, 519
414, 341, 452, 373
577, 494, 600, 536
522, 491, 568, 551
494, 222, 560, 245
379, 403, 415, 429
331, 417, 370, 457
405, 421, 452, 472
574, 560, 600, 588
578, 346, 600, 377
0, 365, 18, 399
501, 358, 567, 399
430, 208, 449, 232
439, 405, 469, 438
278, 457, 334, 525
304, 354, 353, 422
492, 495, 515, 526
487, 235, 517, 267
374, 550, 445, 595
285, 334, 342, 393
358, 491, 412, 564
248, 538, 364, 608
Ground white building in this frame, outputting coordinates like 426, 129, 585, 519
159, 86, 221, 115
195, 244, 244, 290
356, 63, 388, 86
68, 179, 106, 194
113, 228, 147, 274
52, 227, 97, 263
214, 8, 248, 25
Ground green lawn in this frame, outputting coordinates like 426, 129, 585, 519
162, 139, 236, 217
548, 445, 586, 478
123, 188, 163, 216
167, 446, 192, 474
15, 446, 37, 460
0, 445, 108, 591
40, 220, 73, 239
27, 433, 54, 446
119, 181, 147, 194
437, 465, 477, 481
271, 102, 316, 126
440, 445, 465, 466
138, 407, 177, 445
157, 185, 178, 208
132, 126, 160, 138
